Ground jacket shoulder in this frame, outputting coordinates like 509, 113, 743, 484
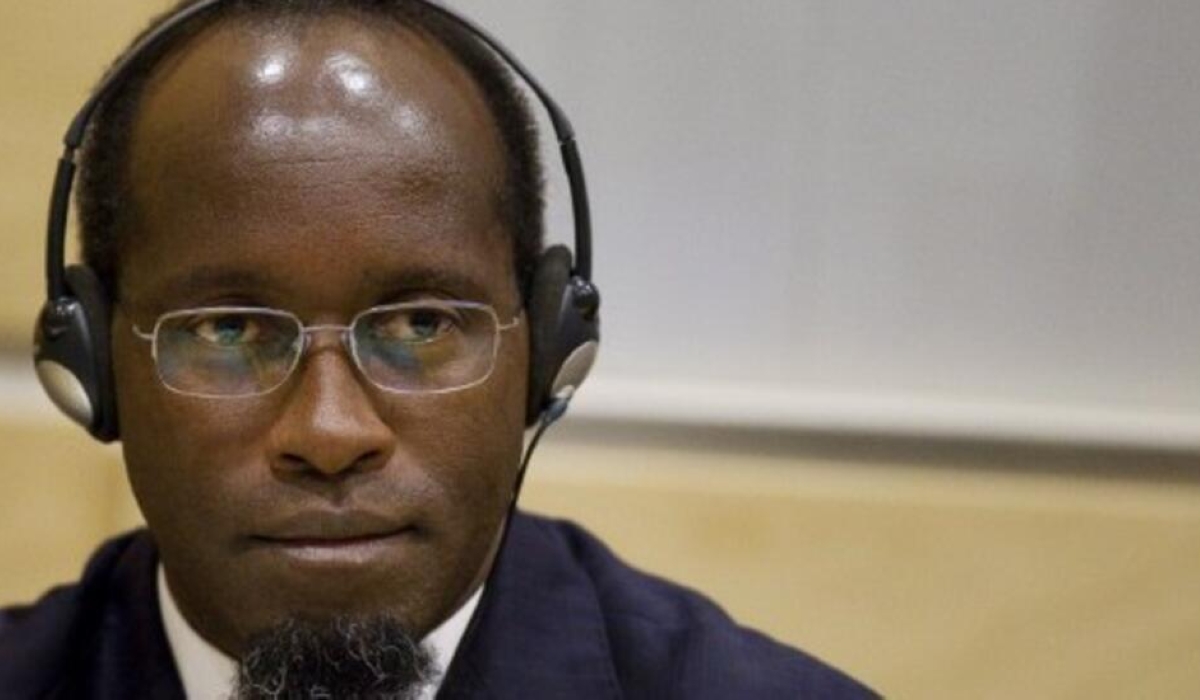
0, 531, 148, 698
0, 584, 85, 693
525, 514, 879, 699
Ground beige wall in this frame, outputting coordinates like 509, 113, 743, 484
2, 417, 1198, 699
1, 1, 170, 342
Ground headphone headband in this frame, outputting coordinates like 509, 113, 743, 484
46, 0, 593, 301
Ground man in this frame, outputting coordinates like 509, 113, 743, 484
2, 1, 877, 697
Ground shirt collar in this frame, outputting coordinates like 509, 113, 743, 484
157, 565, 482, 700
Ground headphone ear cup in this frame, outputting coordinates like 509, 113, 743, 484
33, 265, 119, 442
66, 265, 119, 440
525, 246, 574, 425
524, 245, 600, 426
65, 265, 119, 441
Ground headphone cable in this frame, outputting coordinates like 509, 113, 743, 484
434, 392, 573, 693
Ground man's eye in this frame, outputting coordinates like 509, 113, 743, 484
190, 314, 261, 347
373, 308, 457, 343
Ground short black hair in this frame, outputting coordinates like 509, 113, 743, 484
78, 0, 544, 303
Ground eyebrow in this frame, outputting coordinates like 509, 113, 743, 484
138, 264, 500, 309
133, 267, 273, 309
361, 267, 497, 303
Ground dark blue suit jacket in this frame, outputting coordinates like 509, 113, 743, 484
0, 512, 878, 699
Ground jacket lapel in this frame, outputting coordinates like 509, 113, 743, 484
440, 513, 622, 700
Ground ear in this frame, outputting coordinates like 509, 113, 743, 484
33, 265, 120, 442
523, 245, 600, 426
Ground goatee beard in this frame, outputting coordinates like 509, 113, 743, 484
234, 615, 433, 700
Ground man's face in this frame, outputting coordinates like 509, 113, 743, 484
109, 15, 528, 656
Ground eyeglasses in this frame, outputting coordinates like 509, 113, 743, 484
131, 301, 521, 398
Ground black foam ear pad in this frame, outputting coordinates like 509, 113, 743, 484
524, 245, 601, 426
66, 265, 119, 441
525, 245, 574, 425
33, 265, 119, 442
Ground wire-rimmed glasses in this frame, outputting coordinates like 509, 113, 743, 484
131, 301, 521, 398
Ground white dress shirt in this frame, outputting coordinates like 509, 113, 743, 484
157, 566, 482, 700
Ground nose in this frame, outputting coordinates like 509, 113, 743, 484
267, 340, 395, 478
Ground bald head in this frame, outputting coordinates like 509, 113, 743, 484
78, 0, 544, 303
126, 12, 508, 292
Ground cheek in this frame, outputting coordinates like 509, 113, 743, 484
112, 326, 273, 536
395, 341, 527, 497
388, 332, 528, 528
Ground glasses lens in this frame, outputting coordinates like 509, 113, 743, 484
352, 302, 498, 392
154, 309, 301, 396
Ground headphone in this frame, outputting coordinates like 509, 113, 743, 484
33, 0, 600, 443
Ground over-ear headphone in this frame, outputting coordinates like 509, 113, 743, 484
33, 0, 600, 442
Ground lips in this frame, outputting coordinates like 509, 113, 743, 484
250, 510, 417, 565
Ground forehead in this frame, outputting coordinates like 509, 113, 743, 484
120, 11, 513, 310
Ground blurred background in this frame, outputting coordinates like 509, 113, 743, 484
3, 1, 1199, 697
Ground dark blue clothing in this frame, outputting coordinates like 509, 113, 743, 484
0, 512, 878, 699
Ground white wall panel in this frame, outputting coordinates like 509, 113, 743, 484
459, 1, 1200, 447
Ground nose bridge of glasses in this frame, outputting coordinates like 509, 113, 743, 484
298, 322, 354, 354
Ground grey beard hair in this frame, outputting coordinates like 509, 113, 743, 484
233, 615, 434, 700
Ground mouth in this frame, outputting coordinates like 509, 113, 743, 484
250, 512, 418, 566
254, 529, 414, 565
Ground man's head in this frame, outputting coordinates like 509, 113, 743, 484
76, 0, 542, 661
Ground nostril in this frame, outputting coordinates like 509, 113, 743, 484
276, 452, 315, 472
275, 449, 385, 478
347, 450, 385, 473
